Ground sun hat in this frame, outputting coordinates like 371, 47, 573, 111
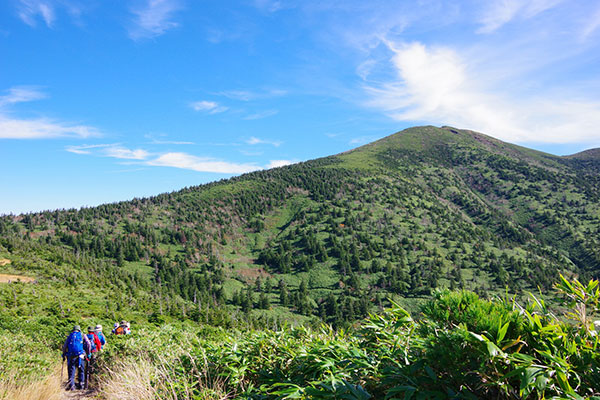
95, 324, 102, 331
73, 325, 81, 332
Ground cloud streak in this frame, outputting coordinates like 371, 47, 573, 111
129, 0, 182, 40
245, 136, 282, 147
67, 144, 292, 173
66, 144, 149, 159
0, 116, 99, 139
190, 100, 228, 114
0, 86, 99, 140
243, 110, 278, 120
476, 0, 563, 34
147, 152, 260, 174
0, 87, 46, 107
17, 0, 56, 27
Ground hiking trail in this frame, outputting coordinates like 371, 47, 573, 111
61, 388, 96, 400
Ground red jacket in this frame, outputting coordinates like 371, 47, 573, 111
87, 331, 102, 352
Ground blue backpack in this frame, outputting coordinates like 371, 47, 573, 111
86, 333, 97, 352
66, 331, 83, 356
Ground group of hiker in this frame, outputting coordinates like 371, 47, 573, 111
61, 321, 131, 391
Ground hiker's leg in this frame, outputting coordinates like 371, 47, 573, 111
67, 357, 77, 389
77, 356, 85, 389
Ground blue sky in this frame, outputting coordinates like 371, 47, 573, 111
1, 0, 600, 214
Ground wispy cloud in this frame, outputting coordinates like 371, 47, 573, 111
144, 134, 194, 145
147, 152, 259, 174
364, 41, 600, 144
245, 136, 282, 147
67, 143, 281, 174
0, 86, 100, 140
476, 0, 563, 34
581, 5, 600, 40
190, 100, 228, 114
66, 144, 150, 159
148, 138, 195, 145
65, 144, 111, 155
218, 89, 288, 101
0, 116, 99, 139
17, 0, 56, 27
128, 0, 182, 40
243, 110, 278, 120
104, 146, 150, 160
0, 86, 46, 107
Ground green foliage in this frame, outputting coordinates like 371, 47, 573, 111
93, 277, 600, 399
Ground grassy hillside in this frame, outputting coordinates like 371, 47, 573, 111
1, 126, 599, 330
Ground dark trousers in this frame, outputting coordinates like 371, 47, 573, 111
67, 355, 84, 389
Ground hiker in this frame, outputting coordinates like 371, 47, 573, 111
95, 324, 106, 349
62, 325, 91, 391
113, 320, 130, 335
84, 326, 101, 389
86, 326, 102, 355
113, 321, 126, 335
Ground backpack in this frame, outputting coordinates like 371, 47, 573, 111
86, 333, 97, 352
97, 331, 106, 346
115, 326, 125, 335
66, 331, 83, 355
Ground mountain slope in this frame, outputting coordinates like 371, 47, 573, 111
1, 126, 599, 327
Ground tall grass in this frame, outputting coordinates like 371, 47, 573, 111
0, 364, 63, 400
98, 328, 233, 400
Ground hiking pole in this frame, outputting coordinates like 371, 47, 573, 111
84, 356, 89, 390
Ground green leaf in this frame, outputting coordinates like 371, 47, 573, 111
497, 321, 510, 343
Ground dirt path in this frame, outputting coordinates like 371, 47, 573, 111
0, 273, 36, 283
61, 388, 97, 399
0, 258, 37, 283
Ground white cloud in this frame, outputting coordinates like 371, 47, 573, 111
17, 0, 56, 27
0, 86, 100, 140
245, 136, 282, 147
244, 110, 278, 120
67, 143, 292, 174
67, 144, 150, 159
65, 144, 111, 155
129, 0, 181, 40
267, 159, 293, 168
477, 0, 563, 34
364, 41, 600, 144
190, 100, 228, 114
104, 146, 150, 160
147, 152, 259, 174
0, 86, 46, 107
0, 116, 99, 139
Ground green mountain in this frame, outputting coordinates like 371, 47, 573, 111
1, 126, 599, 330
